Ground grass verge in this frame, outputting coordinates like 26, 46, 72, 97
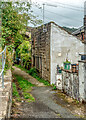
12, 82, 21, 103
14, 74, 35, 102
13, 82, 20, 98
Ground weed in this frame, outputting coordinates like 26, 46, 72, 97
28, 67, 37, 77
14, 74, 35, 102
52, 84, 57, 90
53, 86, 57, 90
23, 92, 35, 102
16, 98, 22, 102
12, 83, 20, 98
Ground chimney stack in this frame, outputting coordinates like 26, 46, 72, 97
84, 1, 86, 43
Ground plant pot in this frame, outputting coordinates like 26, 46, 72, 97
64, 62, 71, 70
71, 64, 78, 73
58, 69, 62, 73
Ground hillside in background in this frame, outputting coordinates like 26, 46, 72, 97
63, 26, 78, 33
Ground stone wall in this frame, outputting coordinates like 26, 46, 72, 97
31, 23, 51, 82
56, 66, 86, 102
0, 69, 12, 119
62, 71, 79, 100
56, 71, 79, 100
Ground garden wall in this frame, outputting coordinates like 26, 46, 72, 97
62, 71, 79, 100
0, 69, 12, 119
56, 71, 79, 101
56, 65, 86, 102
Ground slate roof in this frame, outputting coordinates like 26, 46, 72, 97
72, 26, 84, 35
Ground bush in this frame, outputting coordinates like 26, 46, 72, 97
28, 67, 37, 77
53, 85, 57, 90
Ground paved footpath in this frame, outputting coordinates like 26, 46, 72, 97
12, 66, 83, 119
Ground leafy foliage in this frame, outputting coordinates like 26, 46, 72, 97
28, 67, 38, 77
1, 1, 42, 70
16, 41, 31, 69
28, 67, 50, 85
52, 84, 57, 90
1, 2, 42, 48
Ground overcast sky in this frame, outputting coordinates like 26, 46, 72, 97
30, 0, 86, 28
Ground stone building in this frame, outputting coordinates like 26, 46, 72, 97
31, 21, 84, 84
31, 23, 51, 82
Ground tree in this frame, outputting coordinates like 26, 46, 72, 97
16, 41, 31, 69
0, 1, 42, 69
1, 1, 42, 49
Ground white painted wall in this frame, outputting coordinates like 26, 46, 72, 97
50, 23, 85, 84
79, 62, 86, 102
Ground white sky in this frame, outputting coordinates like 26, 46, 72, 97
30, 0, 86, 28
32, 0, 84, 6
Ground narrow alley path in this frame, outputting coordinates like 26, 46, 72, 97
11, 66, 83, 119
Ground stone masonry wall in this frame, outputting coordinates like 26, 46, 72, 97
62, 71, 79, 100
56, 63, 86, 102
0, 69, 12, 119
31, 23, 51, 82
56, 71, 79, 100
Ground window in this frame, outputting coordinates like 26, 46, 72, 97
36, 57, 39, 70
32, 37, 36, 48
40, 57, 42, 72
33, 55, 35, 67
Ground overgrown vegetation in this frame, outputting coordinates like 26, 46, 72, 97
13, 74, 35, 102
13, 82, 20, 98
1, 2, 42, 70
52, 84, 57, 90
1, 2, 42, 48
16, 41, 31, 69
15, 64, 50, 86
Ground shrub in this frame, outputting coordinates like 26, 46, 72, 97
28, 67, 37, 77
53, 85, 57, 90
52, 84, 57, 90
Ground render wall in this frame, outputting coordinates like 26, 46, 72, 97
50, 23, 84, 84
79, 61, 86, 102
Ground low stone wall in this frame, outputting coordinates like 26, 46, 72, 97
56, 71, 79, 101
62, 71, 79, 100
0, 69, 12, 119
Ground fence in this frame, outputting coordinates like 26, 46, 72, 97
0, 46, 6, 88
